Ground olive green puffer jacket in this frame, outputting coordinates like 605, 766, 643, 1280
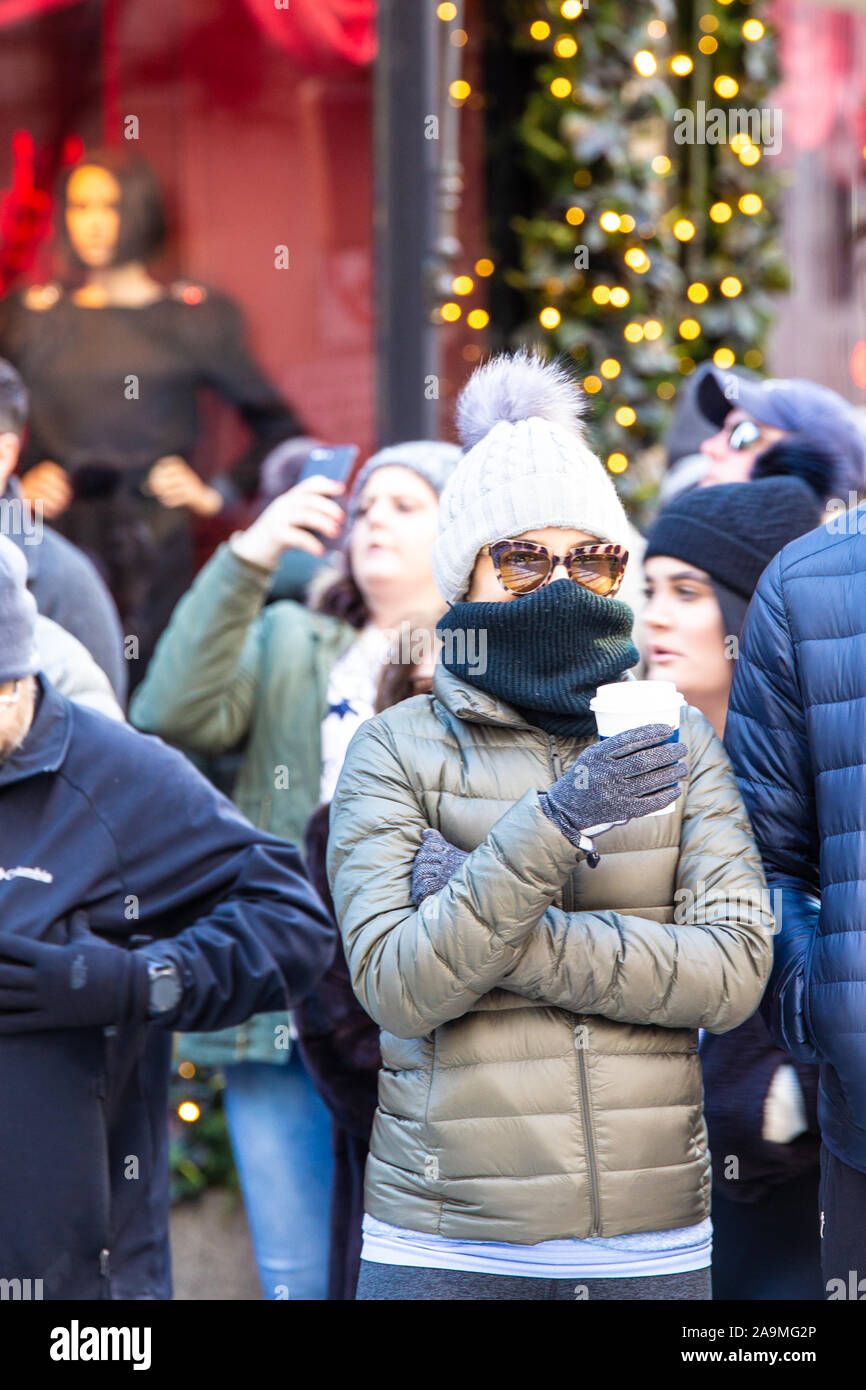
328, 663, 774, 1245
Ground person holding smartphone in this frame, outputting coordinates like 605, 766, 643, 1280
131, 439, 460, 1300
254, 442, 359, 605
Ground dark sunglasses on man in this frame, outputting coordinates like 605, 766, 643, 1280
726, 418, 766, 451
480, 538, 629, 597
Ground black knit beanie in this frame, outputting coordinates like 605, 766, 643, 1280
644, 476, 824, 633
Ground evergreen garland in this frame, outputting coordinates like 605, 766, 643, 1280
485, 0, 788, 513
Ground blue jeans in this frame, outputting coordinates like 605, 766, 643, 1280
224, 1051, 335, 1300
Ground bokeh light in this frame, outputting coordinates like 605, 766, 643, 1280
633, 50, 657, 76
720, 276, 742, 297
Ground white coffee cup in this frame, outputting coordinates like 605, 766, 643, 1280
589, 679, 686, 817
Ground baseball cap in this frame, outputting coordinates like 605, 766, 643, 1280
696, 367, 866, 493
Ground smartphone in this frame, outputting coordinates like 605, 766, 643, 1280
297, 444, 359, 487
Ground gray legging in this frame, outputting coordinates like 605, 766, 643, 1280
356, 1261, 711, 1301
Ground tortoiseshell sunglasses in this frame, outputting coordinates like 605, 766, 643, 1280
480, 539, 629, 597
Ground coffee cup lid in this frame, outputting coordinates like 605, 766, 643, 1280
589, 679, 685, 712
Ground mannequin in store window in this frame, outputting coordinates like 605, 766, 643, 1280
0, 149, 306, 686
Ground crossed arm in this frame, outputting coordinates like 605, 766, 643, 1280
328, 711, 773, 1041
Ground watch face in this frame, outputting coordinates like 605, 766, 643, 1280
150, 968, 182, 1012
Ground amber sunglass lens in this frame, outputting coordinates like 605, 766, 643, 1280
568, 556, 621, 595
498, 549, 550, 593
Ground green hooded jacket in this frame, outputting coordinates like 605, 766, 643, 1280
130, 540, 355, 1066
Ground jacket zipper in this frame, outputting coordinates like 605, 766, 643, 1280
547, 732, 602, 1238
576, 1037, 601, 1236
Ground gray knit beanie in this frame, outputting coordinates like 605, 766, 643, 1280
0, 535, 39, 683
432, 350, 632, 604
347, 440, 462, 525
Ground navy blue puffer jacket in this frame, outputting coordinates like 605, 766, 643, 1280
725, 512, 866, 1173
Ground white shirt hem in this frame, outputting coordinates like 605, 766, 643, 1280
361, 1215, 712, 1279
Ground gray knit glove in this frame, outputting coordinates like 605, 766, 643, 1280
411, 828, 470, 906
539, 723, 689, 853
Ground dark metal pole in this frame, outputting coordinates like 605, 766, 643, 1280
374, 0, 440, 445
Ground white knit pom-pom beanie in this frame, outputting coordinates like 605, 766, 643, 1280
432, 350, 632, 604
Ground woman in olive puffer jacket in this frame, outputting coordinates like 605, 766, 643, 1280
328, 353, 774, 1302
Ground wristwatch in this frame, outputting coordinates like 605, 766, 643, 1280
146, 960, 183, 1017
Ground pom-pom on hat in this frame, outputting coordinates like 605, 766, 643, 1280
432, 350, 632, 604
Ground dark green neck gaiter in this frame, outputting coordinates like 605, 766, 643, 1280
436, 578, 639, 738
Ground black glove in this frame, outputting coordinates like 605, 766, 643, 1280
411, 828, 470, 906
539, 722, 689, 851
0, 911, 150, 1033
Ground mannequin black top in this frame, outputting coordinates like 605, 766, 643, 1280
0, 280, 305, 501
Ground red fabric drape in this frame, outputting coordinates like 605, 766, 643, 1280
771, 0, 866, 165
241, 0, 376, 74
0, 0, 377, 72
0, 0, 83, 25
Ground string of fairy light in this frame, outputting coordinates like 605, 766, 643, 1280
436, 0, 771, 477
434, 0, 493, 363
